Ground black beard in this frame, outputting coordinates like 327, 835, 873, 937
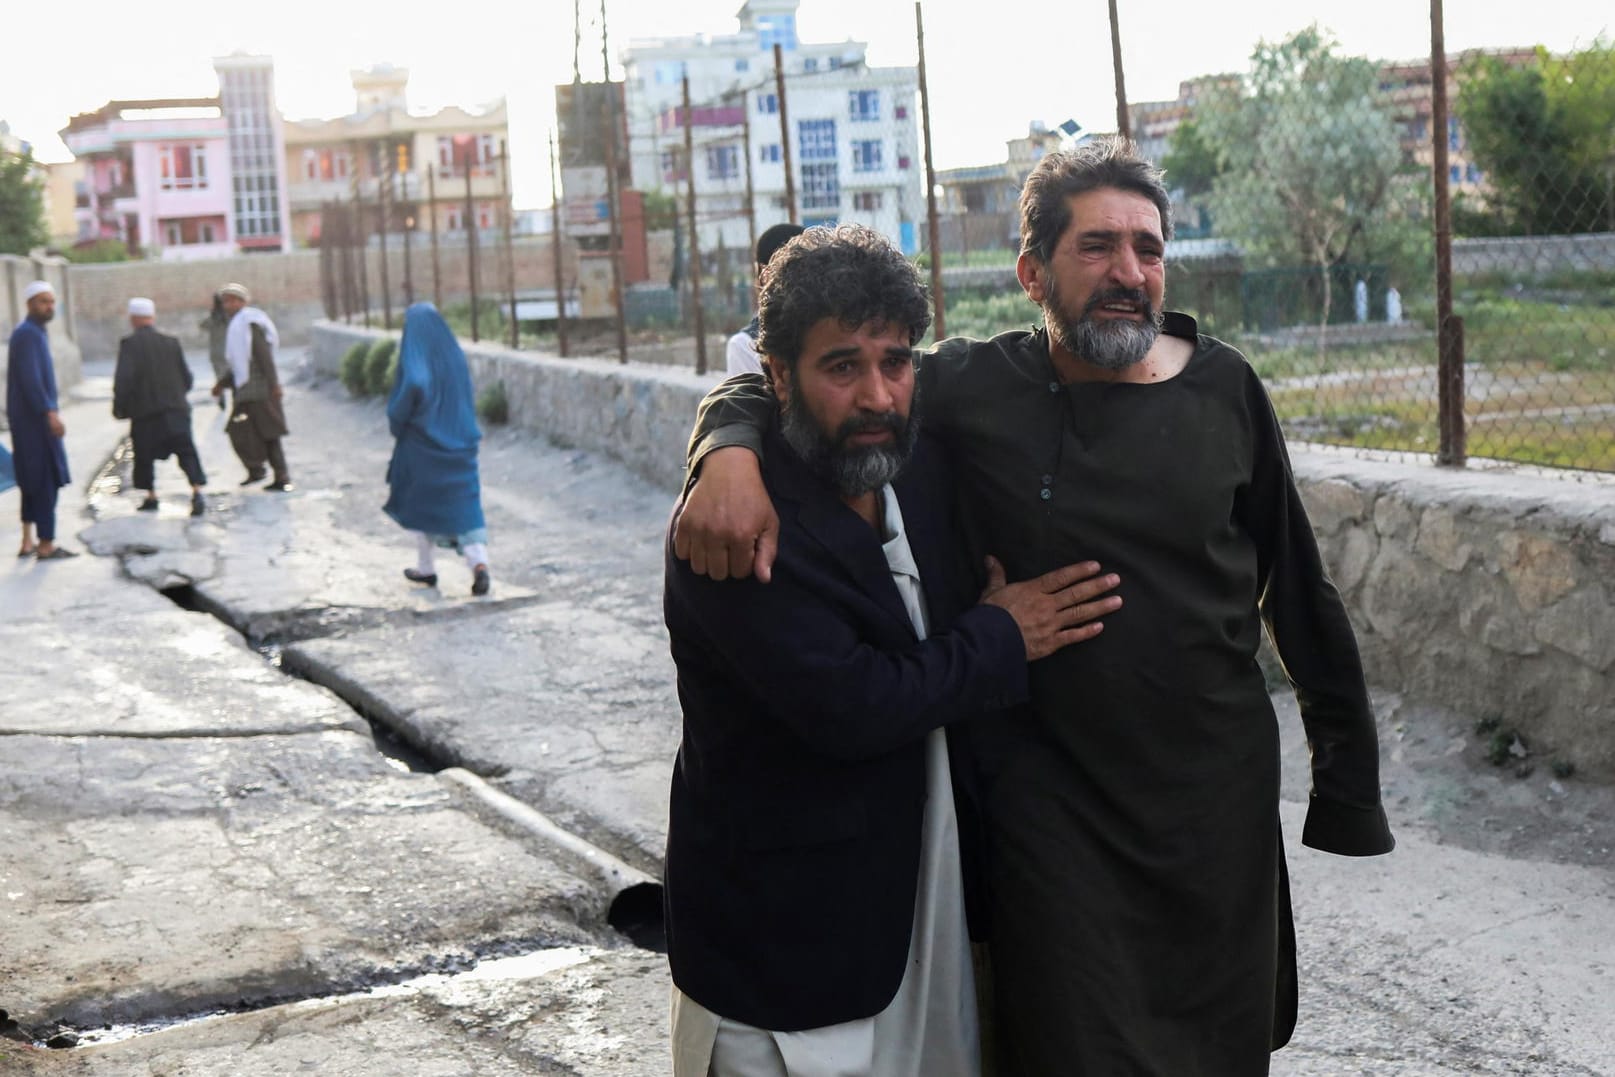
779, 379, 922, 499
30, 309, 54, 324
1046, 285, 1163, 371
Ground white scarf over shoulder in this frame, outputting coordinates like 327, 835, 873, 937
225, 307, 278, 387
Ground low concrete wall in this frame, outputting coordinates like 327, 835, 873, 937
2, 253, 83, 404
64, 236, 578, 362
1452, 232, 1615, 278
312, 321, 716, 493
312, 321, 1615, 775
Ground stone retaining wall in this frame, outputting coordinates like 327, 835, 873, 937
64, 236, 574, 361
2, 253, 83, 400
312, 321, 1615, 775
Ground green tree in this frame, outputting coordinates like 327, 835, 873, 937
642, 189, 680, 232
1162, 118, 1221, 198
1161, 117, 1223, 236
1458, 40, 1615, 235
0, 148, 48, 255
1195, 27, 1430, 349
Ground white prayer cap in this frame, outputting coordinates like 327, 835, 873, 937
23, 280, 54, 302
220, 282, 250, 301
128, 297, 156, 317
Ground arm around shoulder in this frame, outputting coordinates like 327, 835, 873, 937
666, 548, 1028, 761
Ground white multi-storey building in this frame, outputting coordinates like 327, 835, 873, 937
620, 0, 924, 256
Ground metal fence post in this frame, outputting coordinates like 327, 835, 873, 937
774, 43, 797, 226
426, 165, 442, 310
915, 1, 945, 339
1430, 0, 1466, 466
502, 149, 518, 349
602, 0, 629, 364
682, 74, 709, 374
378, 141, 392, 329
550, 132, 570, 357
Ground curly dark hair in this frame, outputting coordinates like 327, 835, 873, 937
1019, 136, 1173, 265
756, 224, 931, 374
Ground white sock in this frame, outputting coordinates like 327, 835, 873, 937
462, 542, 489, 572
415, 532, 437, 575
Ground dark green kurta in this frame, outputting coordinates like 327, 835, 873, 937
690, 312, 1394, 1075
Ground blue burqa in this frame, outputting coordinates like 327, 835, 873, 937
382, 304, 485, 540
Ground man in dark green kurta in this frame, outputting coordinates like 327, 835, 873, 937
676, 138, 1394, 1075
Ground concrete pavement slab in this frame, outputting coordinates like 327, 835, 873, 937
0, 606, 362, 737
0, 729, 606, 1036
3, 947, 670, 1076
1275, 796, 1615, 1076
283, 599, 681, 871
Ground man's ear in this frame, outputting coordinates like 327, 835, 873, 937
766, 358, 791, 403
1016, 251, 1047, 304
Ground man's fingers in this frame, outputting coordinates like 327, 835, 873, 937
706, 542, 732, 582
984, 555, 1007, 591
672, 509, 694, 560
752, 519, 779, 584
1060, 622, 1105, 645
1037, 561, 1103, 594
1059, 594, 1122, 627
1062, 575, 1121, 609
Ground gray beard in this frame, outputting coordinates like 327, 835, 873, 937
1046, 288, 1162, 372
779, 381, 921, 500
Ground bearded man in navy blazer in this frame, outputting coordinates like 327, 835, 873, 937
662, 225, 1123, 1077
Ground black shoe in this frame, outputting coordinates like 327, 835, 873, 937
265, 480, 294, 493
240, 469, 267, 486
404, 568, 438, 587
36, 547, 79, 560
471, 566, 490, 597
191, 494, 206, 517
137, 497, 159, 512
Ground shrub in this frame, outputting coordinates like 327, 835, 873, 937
63, 238, 130, 263
365, 338, 399, 397
476, 380, 509, 426
339, 342, 371, 396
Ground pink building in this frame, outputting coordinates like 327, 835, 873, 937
61, 98, 237, 261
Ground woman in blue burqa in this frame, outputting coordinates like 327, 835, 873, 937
384, 303, 491, 596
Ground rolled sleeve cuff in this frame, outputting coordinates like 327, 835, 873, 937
684, 424, 766, 498
1300, 793, 1395, 857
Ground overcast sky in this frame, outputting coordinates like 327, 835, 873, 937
0, 0, 1604, 207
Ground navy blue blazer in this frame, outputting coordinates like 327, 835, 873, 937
662, 428, 1028, 1032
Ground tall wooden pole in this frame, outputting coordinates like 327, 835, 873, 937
502, 149, 519, 349
683, 74, 708, 374
773, 44, 797, 225
378, 141, 392, 328
464, 140, 479, 342
915, 2, 945, 339
1430, 0, 1465, 465
550, 132, 569, 357
427, 164, 442, 308
602, 0, 629, 364
741, 91, 758, 288
1108, 0, 1131, 139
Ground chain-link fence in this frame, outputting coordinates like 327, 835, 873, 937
1157, 35, 1615, 472
317, 146, 533, 350
319, 14, 1612, 473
